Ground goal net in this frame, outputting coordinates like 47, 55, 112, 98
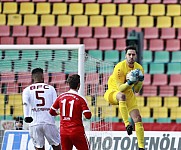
0, 45, 116, 149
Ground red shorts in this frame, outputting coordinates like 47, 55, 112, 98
61, 132, 89, 150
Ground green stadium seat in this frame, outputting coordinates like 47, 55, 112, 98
142, 117, 154, 123
38, 50, 53, 61
104, 50, 119, 63
85, 60, 97, 73
21, 50, 37, 61
0, 60, 12, 72
143, 50, 153, 63
149, 63, 165, 74
88, 50, 103, 60
142, 63, 148, 74
104, 117, 119, 122
176, 118, 181, 123
156, 118, 171, 123
53, 50, 69, 61
99, 62, 114, 73
13, 60, 29, 72
171, 51, 181, 63
31, 60, 46, 71
64, 61, 78, 74
167, 63, 181, 74
154, 51, 170, 63
4, 50, 20, 60
47, 61, 63, 73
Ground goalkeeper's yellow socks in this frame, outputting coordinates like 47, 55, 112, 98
119, 101, 129, 127
135, 122, 144, 149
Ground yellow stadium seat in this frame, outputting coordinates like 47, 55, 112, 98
89, 15, 104, 27
173, 16, 181, 28
24, 14, 38, 26
8, 94, 22, 106
0, 14, 6, 25
69, 3, 83, 15
40, 15, 55, 26
153, 107, 168, 119
150, 4, 165, 16
102, 106, 117, 118
106, 15, 120, 27
20, 2, 34, 14
139, 106, 150, 118
89, 106, 99, 116
57, 15, 72, 26
164, 96, 179, 108
3, 2, 17, 14
147, 96, 162, 108
137, 96, 144, 107
52, 3, 67, 15
85, 96, 92, 106
170, 107, 181, 120
139, 16, 154, 27
73, 15, 88, 27
0, 94, 5, 105
157, 16, 171, 28
0, 2, 2, 13
96, 96, 109, 107
166, 4, 180, 16
7, 14, 22, 26
36, 2, 50, 14
134, 4, 149, 16
101, 4, 116, 15
85, 3, 100, 15
13, 105, 23, 117
118, 4, 133, 16
3, 105, 11, 116
122, 16, 137, 27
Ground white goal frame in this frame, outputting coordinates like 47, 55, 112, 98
0, 44, 85, 96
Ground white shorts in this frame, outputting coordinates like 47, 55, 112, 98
29, 124, 60, 148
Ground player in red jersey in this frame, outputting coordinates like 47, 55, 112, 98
49, 74, 92, 150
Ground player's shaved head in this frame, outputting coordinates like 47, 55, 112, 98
67, 74, 80, 90
32, 68, 44, 83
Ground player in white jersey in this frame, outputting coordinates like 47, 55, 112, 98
22, 68, 61, 150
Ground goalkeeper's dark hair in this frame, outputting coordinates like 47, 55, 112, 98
125, 46, 137, 54
67, 74, 80, 89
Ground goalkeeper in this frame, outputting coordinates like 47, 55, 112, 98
104, 46, 145, 150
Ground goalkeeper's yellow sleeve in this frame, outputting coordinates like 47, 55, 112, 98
134, 81, 143, 93
117, 82, 131, 92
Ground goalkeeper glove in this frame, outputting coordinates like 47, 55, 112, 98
138, 69, 144, 81
126, 70, 139, 85
24, 117, 33, 123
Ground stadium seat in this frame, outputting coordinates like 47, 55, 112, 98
102, 106, 117, 118
0, 72, 15, 83
0, 60, 12, 72
12, 26, 27, 37
50, 72, 66, 84
156, 118, 171, 123
154, 51, 169, 63
89, 15, 104, 27
3, 2, 17, 14
137, 96, 144, 107
150, 4, 165, 16
152, 74, 168, 86
68, 3, 83, 15
81, 0, 96, 3
149, 63, 165, 74
165, 39, 180, 51
169, 74, 181, 86
49, 38, 64, 44
130, 0, 145, 3
53, 50, 69, 61
36, 2, 50, 14
28, 26, 42, 37
73, 15, 88, 27
139, 16, 154, 28
122, 16, 137, 27
160, 28, 175, 39
0, 25, 10, 36
33, 37, 47, 44
21, 50, 37, 60
101, 4, 116, 15
85, 73, 99, 85
147, 96, 162, 108
77, 27, 92, 38
17, 37, 31, 44
141, 117, 154, 123
177, 28, 181, 39
83, 38, 97, 50
5, 83, 19, 94
153, 107, 168, 119
159, 85, 174, 97
97, 0, 112, 3
99, 39, 113, 50
32, 0, 46, 2
157, 16, 171, 28
149, 39, 164, 51
171, 51, 181, 62
47, 61, 63, 73
167, 63, 181, 75
0, 14, 6, 25
44, 26, 59, 37
173, 16, 181, 28
104, 50, 119, 63
88, 50, 103, 60
14, 60, 29, 72
146, 0, 161, 3
7, 14, 22, 26
163, 0, 178, 4
57, 15, 72, 26
114, 0, 128, 3
16, 0, 31, 1
65, 0, 80, 2
142, 85, 157, 96
118, 4, 133, 16
144, 27, 158, 39
61, 26, 76, 38
66, 38, 81, 44
4, 50, 20, 60
115, 38, 126, 51
164, 96, 179, 108
94, 27, 108, 38
102, 73, 110, 85
142, 63, 148, 74
52, 3, 67, 15
38, 50, 52, 61
40, 15, 55, 26
20, 2, 34, 14
170, 107, 181, 120
17, 72, 32, 84
64, 61, 78, 74
143, 74, 151, 85
23, 14, 38, 26
166, 4, 180, 16
31, 60, 46, 71
143, 50, 152, 63
105, 15, 120, 27
110, 27, 125, 39
0, 37, 14, 44
139, 107, 150, 118
177, 86, 181, 97
134, 4, 149, 16
0, 2, 1, 13
85, 3, 100, 15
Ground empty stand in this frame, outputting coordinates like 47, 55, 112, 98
118, 4, 133, 16
0, 60, 12, 72
153, 107, 168, 119
150, 4, 165, 16
159, 85, 174, 97
122, 16, 137, 27
83, 38, 97, 50
169, 74, 181, 86
66, 38, 80, 44
50, 72, 66, 84
134, 4, 149, 16
28, 26, 43, 37
149, 63, 165, 74
16, 37, 31, 44
3, 2, 17, 14
17, 72, 32, 84
57, 15, 72, 26
0, 37, 14, 44
115, 39, 126, 51
143, 50, 152, 63
106, 15, 120, 27
139, 16, 154, 28
47, 61, 63, 73
44, 26, 59, 37
104, 50, 119, 63
154, 51, 169, 63
160, 28, 175, 39
0, 72, 15, 83
157, 16, 172, 28
89, 15, 104, 27
0, 14, 6, 25
4, 50, 20, 60
165, 39, 180, 51
12, 26, 27, 37
73, 15, 88, 27
85, 73, 99, 85
171, 51, 181, 62
53, 50, 69, 61
61, 26, 76, 38
0, 25, 10, 37
49, 38, 64, 44
52, 3, 67, 15
7, 14, 22, 26
147, 96, 162, 108
101, 4, 116, 15
5, 83, 19, 94
94, 27, 108, 38
149, 39, 164, 51
68, 3, 83, 15
40, 15, 55, 26
33, 37, 47, 44
23, 14, 38, 26
164, 96, 179, 108
31, 60, 46, 71
166, 4, 180, 16
21, 50, 36, 61
142, 85, 157, 96
38, 50, 52, 61
85, 3, 100, 15
167, 63, 181, 75
36, 2, 50, 14
14, 60, 29, 72
163, 0, 178, 4
170, 107, 181, 120
20, 2, 34, 14
99, 39, 113, 50
137, 96, 144, 107
143, 74, 151, 85
88, 50, 103, 60
177, 86, 181, 97
110, 27, 125, 39
146, 0, 161, 3
77, 27, 92, 38
144, 27, 158, 39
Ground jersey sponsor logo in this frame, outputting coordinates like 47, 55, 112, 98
30, 85, 49, 90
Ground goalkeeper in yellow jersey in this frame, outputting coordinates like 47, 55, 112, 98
104, 46, 145, 150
